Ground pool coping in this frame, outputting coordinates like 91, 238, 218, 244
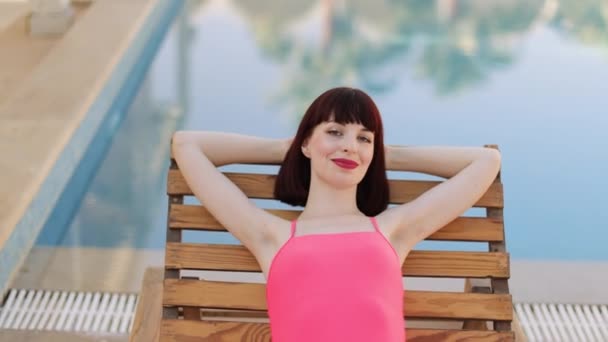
0, 0, 183, 296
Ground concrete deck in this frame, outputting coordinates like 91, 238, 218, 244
0, 2, 30, 32
0, 0, 171, 297
0, 2, 91, 103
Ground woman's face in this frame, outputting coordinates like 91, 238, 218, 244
302, 120, 375, 189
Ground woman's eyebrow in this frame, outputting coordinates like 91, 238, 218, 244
350, 125, 373, 134
327, 122, 373, 133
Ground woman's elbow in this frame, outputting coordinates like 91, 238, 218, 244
489, 149, 501, 164
172, 131, 196, 147
171, 132, 197, 160
484, 149, 502, 175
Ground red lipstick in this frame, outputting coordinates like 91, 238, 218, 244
331, 158, 359, 169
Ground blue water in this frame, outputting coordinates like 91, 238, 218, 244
36, 0, 608, 261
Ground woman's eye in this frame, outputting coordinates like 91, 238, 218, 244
326, 129, 371, 143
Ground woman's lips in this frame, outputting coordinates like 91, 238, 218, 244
332, 159, 358, 169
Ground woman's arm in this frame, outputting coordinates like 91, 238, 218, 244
171, 131, 291, 255
172, 131, 290, 166
379, 145, 501, 253
385, 145, 497, 178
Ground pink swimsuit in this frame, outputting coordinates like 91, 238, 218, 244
266, 217, 405, 341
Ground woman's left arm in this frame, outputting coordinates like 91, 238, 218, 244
381, 145, 501, 250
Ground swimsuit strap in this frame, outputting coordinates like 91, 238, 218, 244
370, 216, 381, 233
290, 219, 297, 238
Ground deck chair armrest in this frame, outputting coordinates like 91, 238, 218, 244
130, 267, 164, 342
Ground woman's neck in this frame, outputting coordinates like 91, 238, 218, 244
299, 178, 362, 220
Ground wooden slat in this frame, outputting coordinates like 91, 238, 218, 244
160, 320, 514, 341
165, 243, 510, 278
407, 328, 513, 341
162, 279, 513, 320
168, 204, 504, 242
167, 170, 504, 208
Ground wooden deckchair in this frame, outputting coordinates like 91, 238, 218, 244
130, 144, 526, 341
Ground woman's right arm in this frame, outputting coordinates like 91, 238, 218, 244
171, 131, 290, 253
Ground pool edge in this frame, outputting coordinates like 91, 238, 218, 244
0, 0, 184, 297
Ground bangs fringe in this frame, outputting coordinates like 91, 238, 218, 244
314, 88, 380, 133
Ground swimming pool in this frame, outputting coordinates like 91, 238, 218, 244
33, 0, 608, 260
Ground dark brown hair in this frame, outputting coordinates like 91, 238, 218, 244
274, 87, 389, 216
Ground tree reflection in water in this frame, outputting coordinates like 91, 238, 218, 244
196, 0, 608, 119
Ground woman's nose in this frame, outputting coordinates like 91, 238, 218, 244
341, 135, 358, 152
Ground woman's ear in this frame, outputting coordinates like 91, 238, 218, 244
301, 138, 310, 158
301, 144, 310, 158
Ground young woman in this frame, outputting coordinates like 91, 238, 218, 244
171, 87, 501, 341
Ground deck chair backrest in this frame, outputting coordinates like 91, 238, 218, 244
160, 145, 514, 341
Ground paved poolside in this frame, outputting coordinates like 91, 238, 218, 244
0, 2, 164, 340
0, 0, 160, 298
0, 2, 29, 32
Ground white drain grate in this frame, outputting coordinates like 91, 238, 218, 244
516, 302, 608, 341
0, 289, 138, 333
5, 291, 608, 339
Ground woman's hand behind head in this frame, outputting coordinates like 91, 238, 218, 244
283, 137, 295, 160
